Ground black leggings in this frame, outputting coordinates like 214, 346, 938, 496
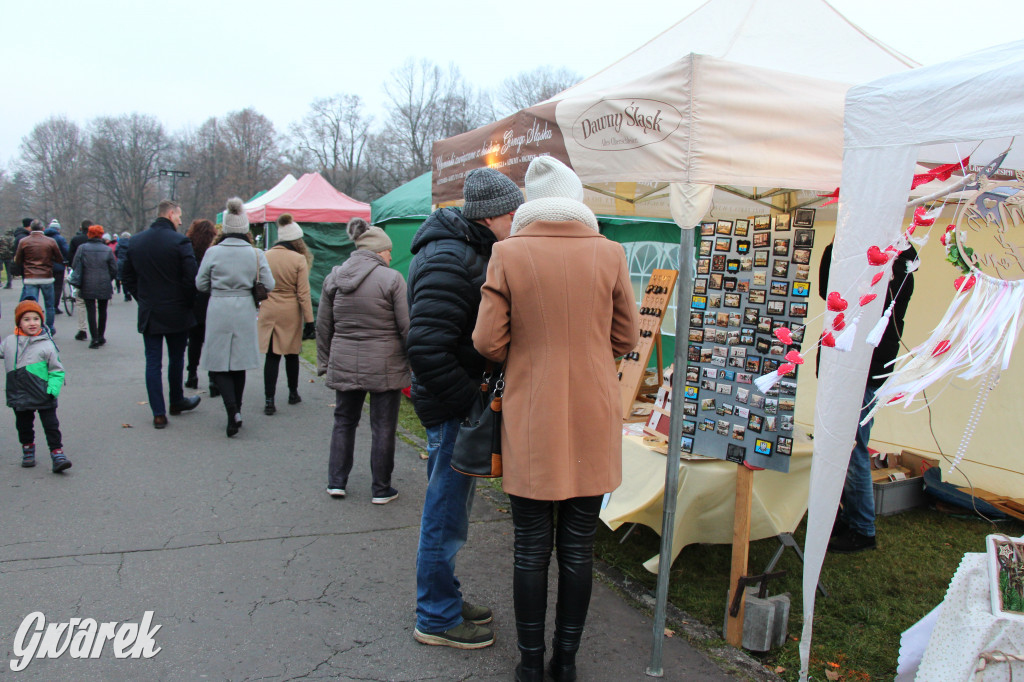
210, 370, 246, 416
15, 408, 62, 450
263, 340, 298, 398
83, 299, 108, 341
508, 494, 603, 658
186, 323, 205, 374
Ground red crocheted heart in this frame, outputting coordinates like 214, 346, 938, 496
867, 246, 891, 266
860, 293, 877, 306
778, 362, 796, 375
827, 292, 848, 312
954, 275, 976, 292
821, 332, 836, 347
871, 272, 884, 286
784, 350, 805, 365
774, 327, 793, 345
832, 312, 845, 331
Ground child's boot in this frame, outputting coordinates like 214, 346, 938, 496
21, 444, 35, 468
50, 448, 72, 473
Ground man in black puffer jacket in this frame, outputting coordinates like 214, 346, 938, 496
409, 168, 522, 651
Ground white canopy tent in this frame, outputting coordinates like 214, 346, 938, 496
802, 40, 1024, 681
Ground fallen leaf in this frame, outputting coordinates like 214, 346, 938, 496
121, 424, 133, 429
825, 671, 840, 681
327, 404, 336, 408
308, 379, 315, 383
663, 628, 675, 638
775, 666, 786, 673
137, 401, 148, 405
497, 508, 509, 514
827, 661, 840, 668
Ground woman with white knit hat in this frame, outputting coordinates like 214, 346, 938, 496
473, 157, 639, 682
196, 198, 275, 437
257, 213, 314, 414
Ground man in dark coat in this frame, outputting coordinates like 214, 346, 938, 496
407, 168, 522, 650
43, 220, 70, 316
122, 200, 201, 428
819, 241, 916, 553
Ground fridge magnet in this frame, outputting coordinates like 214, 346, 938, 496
682, 437, 694, 454
690, 295, 707, 310
795, 229, 814, 248
739, 257, 753, 271
708, 294, 722, 308
748, 288, 766, 304
700, 239, 713, 256
701, 398, 716, 411
737, 371, 754, 384
736, 240, 750, 254
716, 219, 734, 235
716, 420, 730, 435
767, 300, 785, 315
764, 414, 777, 431
745, 357, 761, 373
700, 222, 716, 236
688, 328, 704, 342
748, 413, 763, 432
750, 393, 765, 410
697, 258, 711, 274
770, 280, 789, 296
792, 248, 811, 265
709, 273, 723, 289
754, 250, 770, 267
684, 385, 699, 399
754, 439, 773, 456
793, 207, 815, 228
791, 281, 810, 297
726, 443, 746, 463
712, 255, 727, 271
773, 213, 791, 231
724, 293, 741, 308
694, 278, 708, 294
715, 237, 732, 252
789, 301, 808, 318
753, 215, 771, 231
724, 276, 738, 291
776, 436, 793, 456
682, 401, 698, 417
727, 259, 741, 272
731, 424, 746, 441
753, 232, 770, 248
734, 219, 750, 236
772, 260, 789, 277
794, 264, 810, 280
773, 239, 790, 256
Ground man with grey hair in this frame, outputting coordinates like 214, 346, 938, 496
408, 167, 523, 650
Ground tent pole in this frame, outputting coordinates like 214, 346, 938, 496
646, 230, 695, 676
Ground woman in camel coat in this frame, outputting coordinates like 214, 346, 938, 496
472, 157, 638, 682
257, 214, 314, 413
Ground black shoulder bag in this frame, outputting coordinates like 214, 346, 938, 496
450, 365, 504, 478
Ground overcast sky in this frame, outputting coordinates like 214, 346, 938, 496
1, 0, 1019, 166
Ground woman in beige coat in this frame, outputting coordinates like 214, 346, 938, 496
473, 158, 638, 682
257, 214, 314, 414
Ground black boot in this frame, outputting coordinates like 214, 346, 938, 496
288, 389, 301, 405
515, 645, 545, 682
185, 372, 199, 389
264, 398, 276, 415
549, 648, 577, 682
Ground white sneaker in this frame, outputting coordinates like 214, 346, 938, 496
371, 488, 399, 505
327, 488, 346, 498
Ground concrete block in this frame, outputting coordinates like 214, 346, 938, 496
722, 588, 791, 652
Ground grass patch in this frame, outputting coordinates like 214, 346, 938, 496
597, 508, 1024, 680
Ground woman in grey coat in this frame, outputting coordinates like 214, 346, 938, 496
69, 224, 117, 348
316, 218, 410, 504
197, 198, 275, 437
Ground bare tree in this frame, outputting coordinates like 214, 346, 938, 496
0, 168, 33, 229
290, 94, 372, 200
380, 60, 492, 184
495, 66, 582, 116
222, 108, 282, 199
172, 117, 232, 223
87, 113, 170, 232
17, 116, 87, 234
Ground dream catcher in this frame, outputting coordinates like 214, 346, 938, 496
865, 150, 1024, 473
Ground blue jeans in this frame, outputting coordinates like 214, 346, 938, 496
143, 332, 188, 417
415, 418, 477, 633
20, 283, 55, 334
839, 385, 877, 537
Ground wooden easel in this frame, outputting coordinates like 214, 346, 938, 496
726, 464, 755, 647
619, 269, 678, 420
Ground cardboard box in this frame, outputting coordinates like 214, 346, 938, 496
872, 449, 940, 516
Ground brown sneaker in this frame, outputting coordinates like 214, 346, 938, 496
414, 620, 494, 649
462, 601, 493, 625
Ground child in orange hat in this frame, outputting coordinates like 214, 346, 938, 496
0, 299, 69, 470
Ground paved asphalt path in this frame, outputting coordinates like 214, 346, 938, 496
0, 284, 737, 681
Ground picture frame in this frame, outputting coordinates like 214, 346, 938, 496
773, 213, 791, 232
693, 278, 708, 294
716, 219, 734, 235
757, 316, 773, 333
795, 229, 815, 248
773, 239, 790, 256
683, 400, 698, 417
748, 413, 763, 433
712, 255, 727, 271
690, 311, 704, 327
789, 301, 808, 318
772, 260, 789, 277
724, 276, 738, 291
715, 237, 732, 252
790, 324, 806, 343
792, 249, 812, 266
686, 366, 700, 382
682, 420, 695, 436
726, 443, 746, 463
688, 328, 704, 342
755, 337, 771, 353
724, 293, 741, 308
793, 207, 816, 228
766, 300, 785, 315
753, 215, 771, 231
700, 221, 716, 236
743, 307, 760, 325
682, 436, 694, 454
699, 239, 713, 256
734, 218, 750, 236
709, 273, 723, 290
697, 258, 711, 274
688, 344, 701, 362
776, 436, 793, 456
754, 439, 773, 456
770, 280, 789, 296
752, 232, 770, 248
754, 250, 770, 267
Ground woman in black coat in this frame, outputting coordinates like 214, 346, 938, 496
69, 225, 117, 348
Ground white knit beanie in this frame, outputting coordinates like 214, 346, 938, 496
222, 197, 250, 234
524, 156, 583, 202
276, 213, 303, 242
510, 157, 597, 235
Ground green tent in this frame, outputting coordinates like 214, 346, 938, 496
371, 172, 685, 364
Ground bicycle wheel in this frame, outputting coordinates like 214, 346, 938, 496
63, 281, 74, 315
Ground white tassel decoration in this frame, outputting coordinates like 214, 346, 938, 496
865, 303, 894, 347
909, 233, 930, 248
906, 259, 921, 274
834, 314, 860, 352
754, 370, 783, 394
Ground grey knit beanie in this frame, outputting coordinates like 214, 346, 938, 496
347, 217, 392, 253
222, 197, 250, 234
462, 168, 524, 220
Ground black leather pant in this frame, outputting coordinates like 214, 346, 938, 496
509, 494, 603, 658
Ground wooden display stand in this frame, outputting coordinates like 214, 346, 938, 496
619, 269, 678, 420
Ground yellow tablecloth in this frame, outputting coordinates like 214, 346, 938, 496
600, 432, 813, 572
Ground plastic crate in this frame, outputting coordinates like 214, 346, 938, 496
873, 476, 928, 516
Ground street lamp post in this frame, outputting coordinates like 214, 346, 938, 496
158, 169, 191, 201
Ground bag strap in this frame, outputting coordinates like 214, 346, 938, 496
253, 248, 260, 284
